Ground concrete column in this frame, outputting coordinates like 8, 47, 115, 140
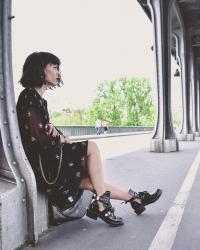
198, 66, 200, 132
191, 49, 200, 136
0, 0, 40, 247
196, 65, 200, 136
173, 31, 194, 141
147, 0, 179, 152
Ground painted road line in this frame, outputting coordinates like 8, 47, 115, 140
148, 149, 200, 250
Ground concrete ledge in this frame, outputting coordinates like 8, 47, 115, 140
71, 131, 152, 141
35, 192, 48, 235
0, 179, 27, 250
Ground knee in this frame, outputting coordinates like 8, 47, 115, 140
88, 141, 100, 156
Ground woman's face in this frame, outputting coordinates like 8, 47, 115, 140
44, 63, 60, 86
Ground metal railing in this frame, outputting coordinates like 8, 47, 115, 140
57, 126, 154, 136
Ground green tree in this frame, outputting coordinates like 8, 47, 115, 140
120, 77, 155, 125
50, 111, 68, 125
88, 80, 123, 125
51, 109, 88, 125
87, 77, 155, 126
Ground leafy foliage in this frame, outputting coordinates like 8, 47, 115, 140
50, 109, 88, 125
50, 77, 155, 126
88, 77, 155, 126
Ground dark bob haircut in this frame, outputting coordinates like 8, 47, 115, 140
19, 51, 63, 88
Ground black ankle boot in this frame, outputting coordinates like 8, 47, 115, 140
86, 191, 124, 226
126, 189, 162, 215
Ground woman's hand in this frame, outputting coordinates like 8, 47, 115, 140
46, 123, 71, 143
60, 134, 71, 144
47, 123, 59, 138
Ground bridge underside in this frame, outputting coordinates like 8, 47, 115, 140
138, 0, 200, 151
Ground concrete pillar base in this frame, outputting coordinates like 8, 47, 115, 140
194, 131, 200, 137
178, 133, 195, 141
150, 138, 179, 152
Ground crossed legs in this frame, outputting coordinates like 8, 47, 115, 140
79, 141, 162, 224
79, 141, 133, 202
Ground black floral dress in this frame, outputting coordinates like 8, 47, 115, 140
16, 87, 88, 211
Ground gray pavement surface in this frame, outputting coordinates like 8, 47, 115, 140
23, 134, 200, 250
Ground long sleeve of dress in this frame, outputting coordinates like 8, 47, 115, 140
22, 107, 60, 152
16, 88, 62, 155
25, 107, 59, 149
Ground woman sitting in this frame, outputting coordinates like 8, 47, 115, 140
16, 52, 162, 226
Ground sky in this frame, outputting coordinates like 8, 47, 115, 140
12, 0, 181, 113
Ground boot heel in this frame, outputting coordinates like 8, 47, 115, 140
86, 191, 123, 226
86, 210, 98, 220
134, 205, 146, 215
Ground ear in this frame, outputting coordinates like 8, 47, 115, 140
43, 66, 48, 75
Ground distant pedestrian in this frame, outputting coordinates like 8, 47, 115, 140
102, 120, 109, 134
95, 119, 101, 135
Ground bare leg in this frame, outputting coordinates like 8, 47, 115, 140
80, 177, 133, 202
85, 141, 105, 196
80, 141, 162, 223
80, 141, 139, 205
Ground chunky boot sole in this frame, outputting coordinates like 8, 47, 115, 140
86, 209, 124, 226
134, 205, 146, 215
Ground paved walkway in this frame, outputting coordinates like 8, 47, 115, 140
24, 134, 200, 250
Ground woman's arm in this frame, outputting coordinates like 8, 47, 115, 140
26, 108, 60, 147
47, 123, 71, 144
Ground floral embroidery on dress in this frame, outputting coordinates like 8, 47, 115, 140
25, 124, 29, 130
31, 137, 36, 142
38, 123, 43, 128
68, 162, 74, 167
68, 196, 74, 202
76, 172, 80, 178
55, 155, 60, 160
63, 190, 69, 195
